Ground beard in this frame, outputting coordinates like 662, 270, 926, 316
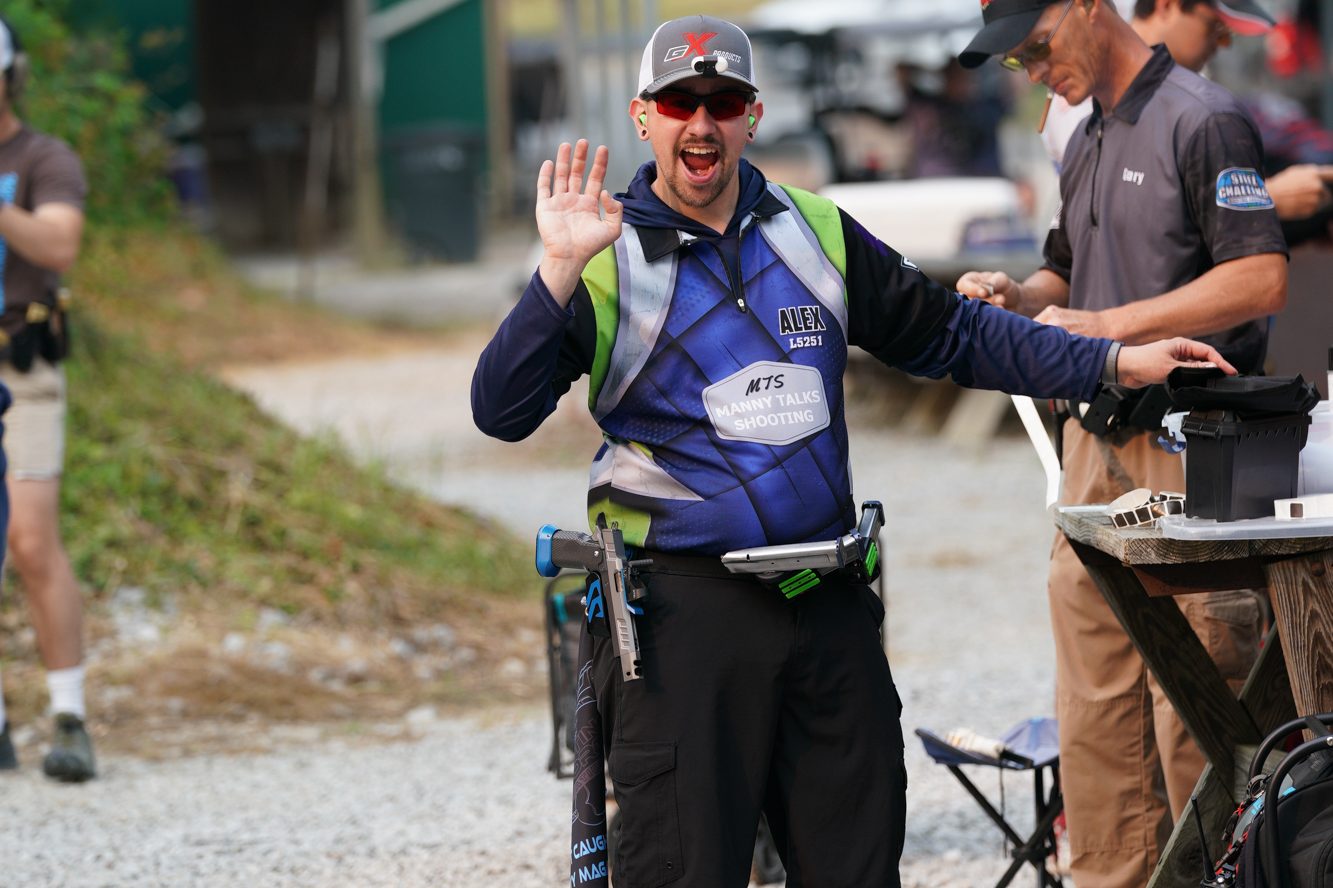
657, 137, 735, 209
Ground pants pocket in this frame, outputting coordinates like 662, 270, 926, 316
856, 582, 886, 629
1180, 590, 1262, 684
608, 741, 685, 887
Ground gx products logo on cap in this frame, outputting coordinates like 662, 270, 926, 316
664, 31, 717, 61
638, 15, 758, 94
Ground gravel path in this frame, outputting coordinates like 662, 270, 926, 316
2, 343, 1062, 887
0, 712, 569, 887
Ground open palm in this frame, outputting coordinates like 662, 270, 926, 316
536, 140, 622, 265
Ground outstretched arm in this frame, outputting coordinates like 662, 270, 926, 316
845, 210, 1236, 400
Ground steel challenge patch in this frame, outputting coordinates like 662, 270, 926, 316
1215, 167, 1274, 211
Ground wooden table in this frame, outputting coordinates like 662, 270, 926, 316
1055, 506, 1333, 888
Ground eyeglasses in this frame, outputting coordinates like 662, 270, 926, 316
1194, 5, 1233, 47
649, 90, 754, 122
999, 0, 1076, 71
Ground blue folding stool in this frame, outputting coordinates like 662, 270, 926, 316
915, 717, 1064, 888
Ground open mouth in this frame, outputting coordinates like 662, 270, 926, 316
679, 145, 720, 184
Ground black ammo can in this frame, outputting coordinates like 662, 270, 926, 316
1181, 409, 1312, 521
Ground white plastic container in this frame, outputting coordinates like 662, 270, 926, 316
1299, 401, 1333, 496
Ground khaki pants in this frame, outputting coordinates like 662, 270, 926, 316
1051, 423, 1261, 888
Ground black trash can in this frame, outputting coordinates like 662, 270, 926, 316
382, 126, 485, 262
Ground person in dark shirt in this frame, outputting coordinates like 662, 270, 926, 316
0, 14, 94, 784
957, 2, 1287, 884
1037, 0, 1333, 245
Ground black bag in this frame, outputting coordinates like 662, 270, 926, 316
1165, 367, 1321, 420
1210, 714, 1333, 888
0, 298, 70, 372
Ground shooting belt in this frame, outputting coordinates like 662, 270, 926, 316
624, 547, 880, 599
632, 550, 736, 579
0, 290, 70, 372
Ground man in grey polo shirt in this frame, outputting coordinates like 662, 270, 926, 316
955, 1, 1288, 886
1039, 0, 1333, 229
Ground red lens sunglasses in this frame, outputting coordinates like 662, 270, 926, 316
650, 90, 754, 122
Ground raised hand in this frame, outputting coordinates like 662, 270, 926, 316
1116, 337, 1237, 388
536, 140, 623, 306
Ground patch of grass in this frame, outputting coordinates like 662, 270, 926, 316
59, 303, 535, 625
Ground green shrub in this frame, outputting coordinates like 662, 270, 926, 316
4, 0, 173, 228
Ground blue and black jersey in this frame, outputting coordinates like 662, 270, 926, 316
474, 160, 1111, 554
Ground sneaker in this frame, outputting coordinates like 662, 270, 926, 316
0, 721, 16, 771
42, 713, 95, 783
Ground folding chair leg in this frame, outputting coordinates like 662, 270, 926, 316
946, 765, 1064, 888
947, 765, 1029, 847
1013, 790, 1063, 888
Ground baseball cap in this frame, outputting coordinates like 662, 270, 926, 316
957, 0, 1276, 68
959, 0, 1067, 69
637, 15, 758, 96
1214, 0, 1276, 37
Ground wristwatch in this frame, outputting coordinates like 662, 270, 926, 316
1101, 341, 1122, 386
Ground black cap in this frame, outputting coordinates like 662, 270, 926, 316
959, 0, 1066, 69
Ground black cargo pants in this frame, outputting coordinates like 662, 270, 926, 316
589, 553, 907, 888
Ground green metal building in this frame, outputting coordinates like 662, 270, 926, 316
72, 0, 501, 259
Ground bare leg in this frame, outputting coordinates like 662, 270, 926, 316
7, 477, 82, 670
